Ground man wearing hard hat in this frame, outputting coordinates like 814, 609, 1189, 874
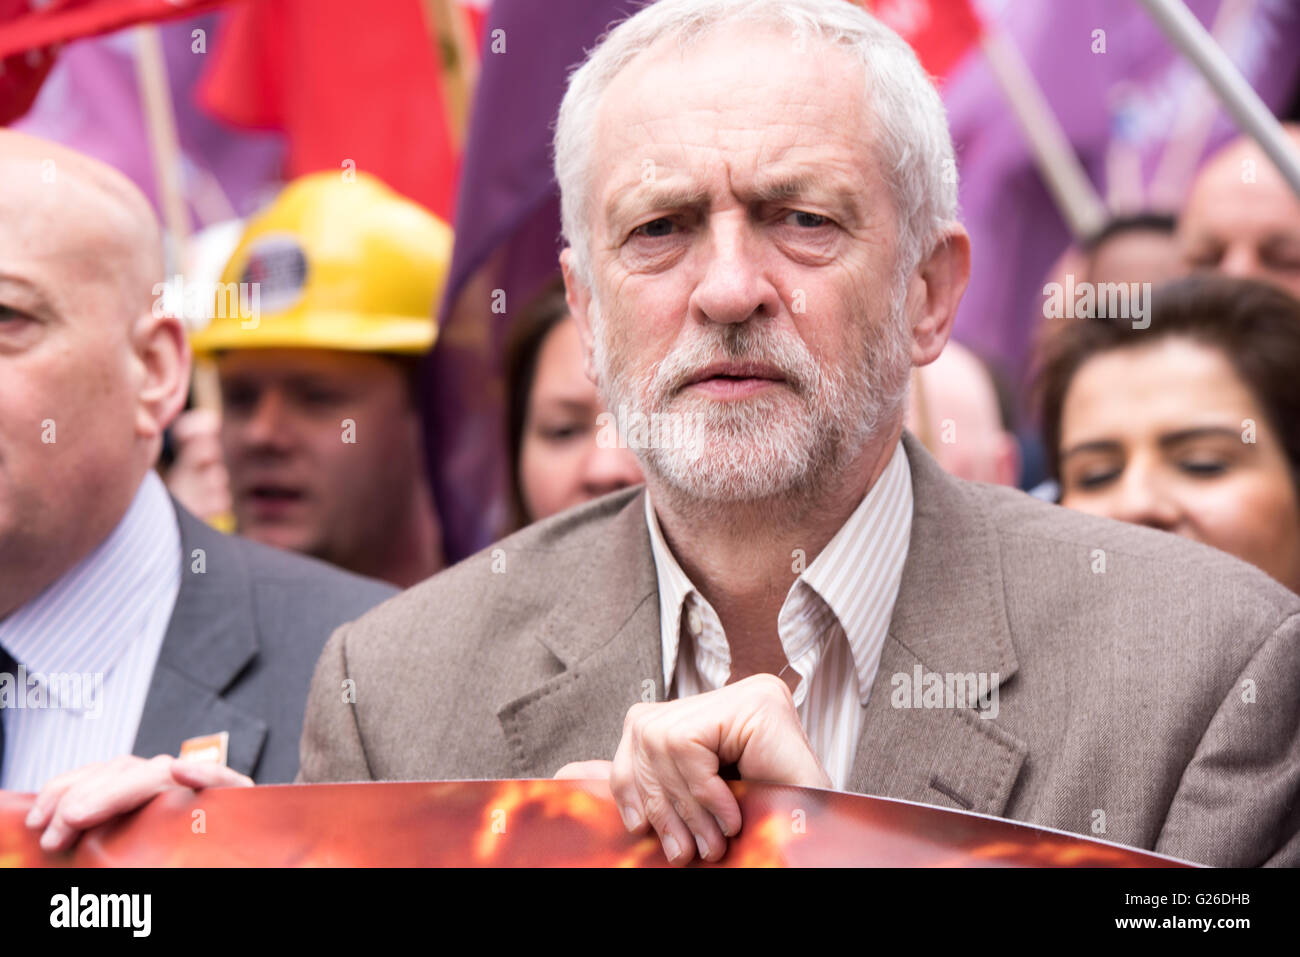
184, 171, 450, 588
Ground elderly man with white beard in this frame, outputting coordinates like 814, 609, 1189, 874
51, 0, 1300, 867
301, 0, 1299, 868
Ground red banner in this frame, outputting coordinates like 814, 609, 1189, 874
864, 0, 983, 81
0, 780, 1193, 867
0, 0, 241, 60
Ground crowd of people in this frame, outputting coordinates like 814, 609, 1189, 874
2, 0, 1300, 867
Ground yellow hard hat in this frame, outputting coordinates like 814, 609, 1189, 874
190, 171, 452, 356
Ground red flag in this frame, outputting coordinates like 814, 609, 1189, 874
0, 0, 54, 125
0, 0, 239, 124
0, 0, 236, 59
197, 0, 463, 221
864, 0, 983, 81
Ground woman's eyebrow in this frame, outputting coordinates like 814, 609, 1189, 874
1060, 439, 1123, 462
1158, 426, 1245, 447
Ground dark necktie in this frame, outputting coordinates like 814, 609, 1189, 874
0, 644, 15, 780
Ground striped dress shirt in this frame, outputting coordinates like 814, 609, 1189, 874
0, 471, 181, 792
645, 441, 913, 789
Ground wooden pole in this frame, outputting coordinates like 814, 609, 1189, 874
133, 25, 190, 254
1147, 0, 1254, 209
133, 24, 221, 414
422, 0, 480, 151
1137, 0, 1300, 201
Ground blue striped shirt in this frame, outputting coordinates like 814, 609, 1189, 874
0, 471, 181, 792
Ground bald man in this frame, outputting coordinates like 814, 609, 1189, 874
905, 341, 1019, 487
1179, 124, 1300, 298
0, 132, 394, 845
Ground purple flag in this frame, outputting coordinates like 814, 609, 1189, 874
423, 0, 642, 561
943, 0, 1300, 396
12, 12, 284, 224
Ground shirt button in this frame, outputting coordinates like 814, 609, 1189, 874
687, 609, 703, 636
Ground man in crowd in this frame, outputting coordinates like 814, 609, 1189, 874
1178, 123, 1300, 298
1082, 212, 1184, 289
176, 171, 451, 587
0, 131, 394, 848
297, 0, 1299, 867
36, 0, 1300, 868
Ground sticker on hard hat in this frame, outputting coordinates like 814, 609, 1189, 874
239, 235, 309, 314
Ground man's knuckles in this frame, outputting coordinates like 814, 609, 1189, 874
743, 672, 797, 709
640, 791, 678, 831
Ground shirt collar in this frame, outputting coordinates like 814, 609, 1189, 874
644, 490, 697, 692
644, 440, 913, 702
800, 441, 912, 702
0, 472, 182, 704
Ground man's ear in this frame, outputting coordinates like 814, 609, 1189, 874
131, 309, 191, 441
908, 223, 971, 367
560, 247, 599, 384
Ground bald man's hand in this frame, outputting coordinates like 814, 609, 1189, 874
556, 674, 830, 866
25, 754, 252, 853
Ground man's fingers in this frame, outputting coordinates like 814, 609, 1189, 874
25, 763, 100, 831
681, 764, 743, 843
169, 761, 253, 790
620, 721, 724, 865
33, 755, 253, 855
606, 674, 828, 865
639, 787, 699, 866
730, 674, 832, 788
608, 728, 649, 835
552, 760, 614, 781
39, 756, 177, 853
658, 762, 731, 863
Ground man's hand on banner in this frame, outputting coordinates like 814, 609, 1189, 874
25, 754, 252, 852
556, 674, 831, 866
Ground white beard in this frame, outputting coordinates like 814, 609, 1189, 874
589, 283, 911, 505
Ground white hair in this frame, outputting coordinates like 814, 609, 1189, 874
554, 0, 959, 290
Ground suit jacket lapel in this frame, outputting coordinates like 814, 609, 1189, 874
497, 435, 1029, 811
848, 433, 1027, 816
132, 505, 268, 777
496, 490, 662, 777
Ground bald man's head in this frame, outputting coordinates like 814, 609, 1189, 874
0, 130, 165, 318
0, 131, 188, 619
906, 341, 1020, 486
1178, 124, 1300, 299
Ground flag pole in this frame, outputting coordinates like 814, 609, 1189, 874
1135, 0, 1300, 201
422, 0, 480, 151
133, 24, 190, 257
979, 26, 1110, 240
1147, 0, 1255, 209
133, 24, 221, 417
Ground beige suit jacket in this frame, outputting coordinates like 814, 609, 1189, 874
300, 433, 1300, 866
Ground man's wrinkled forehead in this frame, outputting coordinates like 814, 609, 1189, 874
590, 26, 873, 225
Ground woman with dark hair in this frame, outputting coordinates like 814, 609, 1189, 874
1037, 274, 1300, 593
504, 279, 643, 530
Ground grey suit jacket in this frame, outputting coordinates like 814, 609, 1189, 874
132, 503, 395, 783
300, 433, 1300, 866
